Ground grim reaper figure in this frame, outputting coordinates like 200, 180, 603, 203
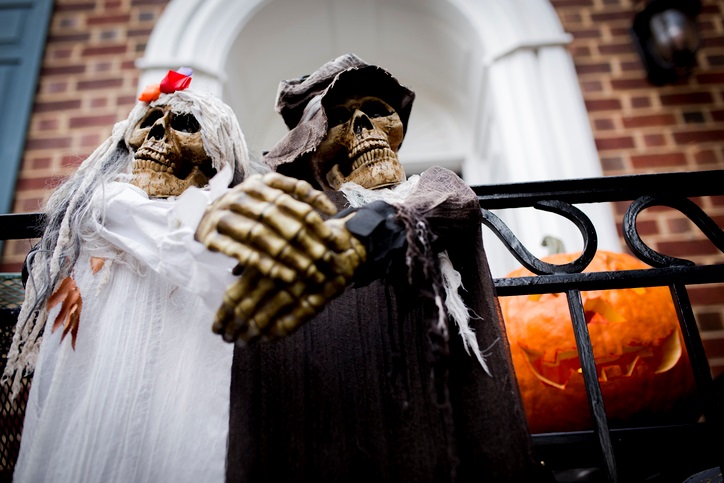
196, 54, 550, 482
3, 70, 260, 483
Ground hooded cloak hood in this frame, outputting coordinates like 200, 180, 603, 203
263, 53, 415, 189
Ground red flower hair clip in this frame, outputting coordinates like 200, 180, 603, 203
138, 67, 193, 103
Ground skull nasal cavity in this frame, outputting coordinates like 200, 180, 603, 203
148, 123, 166, 141
353, 112, 373, 135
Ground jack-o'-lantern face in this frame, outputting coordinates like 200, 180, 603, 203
500, 251, 699, 433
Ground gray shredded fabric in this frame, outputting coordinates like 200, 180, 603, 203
2, 88, 259, 399
340, 177, 492, 375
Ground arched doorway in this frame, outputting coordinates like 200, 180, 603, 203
137, 0, 620, 275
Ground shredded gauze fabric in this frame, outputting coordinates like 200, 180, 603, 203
9, 172, 239, 483
2, 87, 256, 483
3, 89, 254, 400
340, 176, 492, 376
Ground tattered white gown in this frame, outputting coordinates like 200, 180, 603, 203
14, 180, 236, 483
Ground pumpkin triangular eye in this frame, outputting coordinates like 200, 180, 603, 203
583, 297, 625, 324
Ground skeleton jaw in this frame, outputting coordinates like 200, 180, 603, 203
326, 137, 406, 190
130, 147, 210, 198
133, 145, 179, 176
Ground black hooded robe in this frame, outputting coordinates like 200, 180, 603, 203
226, 167, 548, 482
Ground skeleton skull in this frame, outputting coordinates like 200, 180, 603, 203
127, 104, 215, 197
310, 95, 406, 191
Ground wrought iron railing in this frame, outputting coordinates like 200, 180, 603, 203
0, 169, 722, 482
477, 169, 723, 482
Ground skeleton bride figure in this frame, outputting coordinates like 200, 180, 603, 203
3, 69, 259, 483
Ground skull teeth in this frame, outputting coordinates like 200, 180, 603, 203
326, 152, 404, 190
133, 144, 179, 174
350, 147, 396, 172
132, 157, 178, 174
349, 138, 389, 161
136, 145, 169, 159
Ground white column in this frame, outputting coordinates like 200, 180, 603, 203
465, 45, 621, 276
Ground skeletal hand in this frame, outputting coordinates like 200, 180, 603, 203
195, 172, 366, 343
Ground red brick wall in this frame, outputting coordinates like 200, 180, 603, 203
552, 0, 724, 376
2, 0, 723, 374
1, 0, 169, 272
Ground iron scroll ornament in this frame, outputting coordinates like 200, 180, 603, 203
480, 199, 598, 275
623, 195, 724, 268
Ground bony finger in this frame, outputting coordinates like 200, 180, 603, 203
268, 201, 342, 267
209, 236, 317, 285
195, 203, 231, 246
246, 179, 332, 232
223, 274, 250, 305
212, 304, 233, 335
202, 231, 248, 262
207, 217, 301, 282
234, 274, 277, 318
263, 192, 336, 256
228, 200, 304, 242
223, 200, 332, 276
244, 178, 303, 213
274, 244, 325, 284
203, 231, 263, 273
195, 179, 258, 241
262, 172, 337, 216
215, 211, 257, 244
225, 300, 263, 344
266, 275, 349, 339
226, 313, 260, 344
323, 250, 363, 279
244, 287, 297, 335
274, 284, 336, 337
201, 184, 338, 283
267, 298, 320, 340
236, 185, 334, 260
226, 190, 266, 219
322, 217, 356, 252
322, 274, 349, 299
213, 269, 271, 341
288, 209, 333, 260
211, 276, 253, 335
235, 237, 319, 284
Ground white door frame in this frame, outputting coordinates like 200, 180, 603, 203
136, 0, 620, 275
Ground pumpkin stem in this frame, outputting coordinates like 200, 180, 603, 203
541, 235, 566, 255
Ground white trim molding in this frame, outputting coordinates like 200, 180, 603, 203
137, 0, 620, 275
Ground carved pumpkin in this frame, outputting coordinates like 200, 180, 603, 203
500, 250, 699, 434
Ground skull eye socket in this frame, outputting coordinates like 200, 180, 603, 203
171, 113, 201, 133
360, 99, 392, 119
140, 109, 163, 128
326, 99, 391, 128
327, 106, 351, 128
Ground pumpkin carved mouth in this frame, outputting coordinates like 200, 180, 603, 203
501, 251, 699, 434
518, 328, 682, 390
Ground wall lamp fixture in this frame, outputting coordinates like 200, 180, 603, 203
631, 0, 702, 85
